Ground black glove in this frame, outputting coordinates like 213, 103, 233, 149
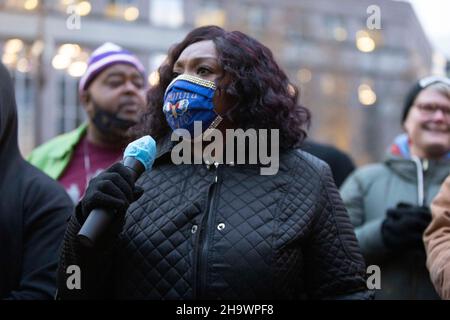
77, 163, 144, 225
381, 202, 431, 251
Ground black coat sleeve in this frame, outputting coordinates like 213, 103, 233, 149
5, 170, 73, 300
56, 204, 118, 299
304, 164, 373, 300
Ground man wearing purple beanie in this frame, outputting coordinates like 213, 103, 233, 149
28, 42, 147, 203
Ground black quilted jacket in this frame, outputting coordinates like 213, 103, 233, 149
57, 136, 372, 300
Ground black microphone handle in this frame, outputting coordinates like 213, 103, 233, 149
77, 208, 113, 247
77, 158, 145, 248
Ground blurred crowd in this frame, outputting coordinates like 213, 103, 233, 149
0, 25, 449, 300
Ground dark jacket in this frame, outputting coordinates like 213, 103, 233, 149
58, 135, 371, 300
0, 63, 73, 299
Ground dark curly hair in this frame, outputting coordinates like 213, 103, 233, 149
136, 25, 310, 150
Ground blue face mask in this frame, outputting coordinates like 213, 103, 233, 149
163, 74, 221, 135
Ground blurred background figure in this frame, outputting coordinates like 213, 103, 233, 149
302, 140, 356, 187
340, 76, 450, 299
0, 62, 73, 300
424, 174, 450, 300
27, 42, 147, 203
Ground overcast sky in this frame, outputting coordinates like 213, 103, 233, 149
401, 0, 450, 57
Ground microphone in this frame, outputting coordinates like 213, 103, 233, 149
77, 135, 157, 248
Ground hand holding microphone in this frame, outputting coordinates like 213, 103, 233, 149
77, 135, 157, 247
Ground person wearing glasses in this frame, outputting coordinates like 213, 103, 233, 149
340, 76, 450, 299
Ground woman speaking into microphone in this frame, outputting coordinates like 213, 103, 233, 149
57, 26, 371, 300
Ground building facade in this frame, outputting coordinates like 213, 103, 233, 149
0, 0, 435, 164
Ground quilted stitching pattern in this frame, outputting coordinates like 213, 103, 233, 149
58, 138, 370, 300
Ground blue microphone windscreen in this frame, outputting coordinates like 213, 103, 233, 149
123, 135, 157, 170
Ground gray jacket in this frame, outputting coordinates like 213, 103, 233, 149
341, 146, 450, 300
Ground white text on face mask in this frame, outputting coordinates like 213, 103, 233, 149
166, 92, 198, 100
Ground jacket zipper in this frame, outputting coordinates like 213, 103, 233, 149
411, 156, 426, 206
193, 162, 220, 299
410, 156, 430, 296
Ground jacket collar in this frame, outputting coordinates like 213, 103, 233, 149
388, 133, 450, 160
153, 133, 176, 166
48, 123, 88, 159
385, 134, 450, 184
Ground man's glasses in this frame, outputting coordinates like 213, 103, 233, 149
415, 103, 450, 119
